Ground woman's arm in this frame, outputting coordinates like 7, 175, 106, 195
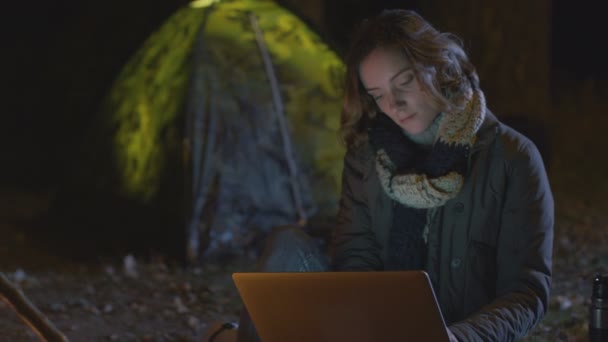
450, 139, 554, 341
330, 148, 384, 271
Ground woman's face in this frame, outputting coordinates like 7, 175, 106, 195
359, 46, 440, 135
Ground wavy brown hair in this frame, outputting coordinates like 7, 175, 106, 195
340, 9, 479, 149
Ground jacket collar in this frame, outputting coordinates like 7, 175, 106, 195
472, 109, 500, 153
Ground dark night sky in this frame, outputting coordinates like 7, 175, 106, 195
1, 0, 607, 191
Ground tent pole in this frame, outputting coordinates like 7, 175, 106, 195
185, 6, 217, 263
249, 13, 307, 227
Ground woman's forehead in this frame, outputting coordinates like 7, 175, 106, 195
358, 47, 413, 87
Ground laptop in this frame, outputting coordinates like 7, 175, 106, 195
232, 271, 449, 342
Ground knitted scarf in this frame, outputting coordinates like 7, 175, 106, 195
368, 88, 486, 270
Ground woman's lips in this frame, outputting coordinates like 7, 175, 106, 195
399, 113, 416, 124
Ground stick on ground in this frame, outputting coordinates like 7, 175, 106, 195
0, 272, 68, 342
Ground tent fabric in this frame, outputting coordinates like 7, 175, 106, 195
103, 0, 346, 259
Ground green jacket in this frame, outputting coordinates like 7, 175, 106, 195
331, 111, 554, 341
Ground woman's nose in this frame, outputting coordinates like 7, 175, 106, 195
388, 91, 406, 111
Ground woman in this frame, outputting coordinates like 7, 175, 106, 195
207, 9, 554, 342
331, 8, 553, 341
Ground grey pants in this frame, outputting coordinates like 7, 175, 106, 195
236, 226, 330, 342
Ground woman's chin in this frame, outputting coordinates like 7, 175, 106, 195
401, 125, 425, 135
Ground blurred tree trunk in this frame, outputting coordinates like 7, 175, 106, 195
416, 1, 552, 120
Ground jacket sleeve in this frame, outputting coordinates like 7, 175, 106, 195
450, 139, 554, 341
330, 147, 384, 271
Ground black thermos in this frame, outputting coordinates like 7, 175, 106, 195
590, 274, 608, 341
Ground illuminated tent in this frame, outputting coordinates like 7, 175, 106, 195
68, 0, 346, 261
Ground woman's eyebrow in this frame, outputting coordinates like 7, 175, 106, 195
365, 66, 413, 91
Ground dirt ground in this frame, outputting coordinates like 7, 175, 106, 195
0, 189, 251, 341
0, 197, 250, 341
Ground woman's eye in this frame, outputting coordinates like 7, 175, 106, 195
400, 74, 414, 86
370, 94, 382, 101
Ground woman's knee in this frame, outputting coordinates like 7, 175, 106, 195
257, 225, 326, 272
266, 225, 311, 248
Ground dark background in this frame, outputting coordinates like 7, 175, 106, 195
1, 0, 607, 197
